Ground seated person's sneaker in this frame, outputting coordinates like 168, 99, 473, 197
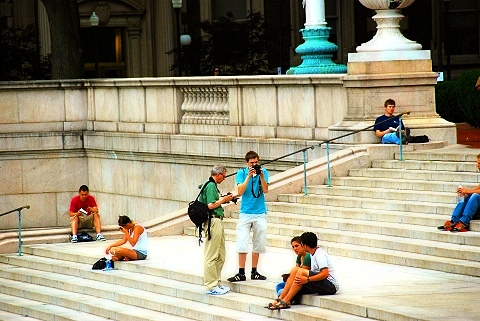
227, 273, 246, 282
438, 220, 454, 231
251, 271, 267, 280
96, 234, 106, 241
451, 221, 469, 232
71, 235, 78, 243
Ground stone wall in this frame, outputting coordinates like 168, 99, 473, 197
0, 76, 345, 229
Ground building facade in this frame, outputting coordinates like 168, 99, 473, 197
2, 0, 479, 79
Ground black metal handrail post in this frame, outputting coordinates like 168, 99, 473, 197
0, 205, 30, 256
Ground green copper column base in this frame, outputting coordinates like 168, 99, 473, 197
287, 27, 346, 75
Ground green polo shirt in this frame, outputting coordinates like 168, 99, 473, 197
198, 179, 223, 217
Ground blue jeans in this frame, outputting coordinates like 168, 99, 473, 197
276, 282, 285, 296
381, 132, 401, 145
451, 193, 480, 226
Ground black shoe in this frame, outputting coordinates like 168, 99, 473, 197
251, 271, 267, 280
227, 273, 246, 282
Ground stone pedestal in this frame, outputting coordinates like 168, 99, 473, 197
329, 56, 456, 144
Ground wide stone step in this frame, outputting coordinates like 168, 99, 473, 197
0, 298, 44, 321
372, 159, 479, 173
264, 202, 450, 227
187, 228, 480, 277
347, 168, 480, 183
276, 193, 453, 215
217, 217, 480, 260
0, 291, 113, 321
0, 265, 284, 321
306, 185, 456, 204
328, 176, 472, 192
0, 252, 369, 321
399, 150, 480, 162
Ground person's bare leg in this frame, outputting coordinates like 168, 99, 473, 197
93, 213, 102, 234
282, 268, 309, 303
252, 252, 259, 268
268, 266, 299, 308
239, 253, 247, 269
109, 247, 137, 261
71, 217, 79, 235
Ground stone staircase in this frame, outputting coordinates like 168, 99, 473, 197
0, 240, 373, 321
1, 146, 480, 321
188, 147, 480, 277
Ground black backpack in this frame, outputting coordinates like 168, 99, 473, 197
408, 135, 430, 144
188, 178, 218, 245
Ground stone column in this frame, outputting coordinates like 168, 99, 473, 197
126, 18, 142, 78
37, 0, 51, 58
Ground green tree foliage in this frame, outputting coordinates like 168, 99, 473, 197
199, 12, 270, 76
435, 69, 480, 127
454, 70, 480, 128
0, 24, 51, 81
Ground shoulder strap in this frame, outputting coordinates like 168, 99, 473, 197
195, 177, 219, 201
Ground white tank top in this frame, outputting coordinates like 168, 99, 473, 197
132, 223, 148, 254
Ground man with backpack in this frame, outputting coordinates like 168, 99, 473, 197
199, 165, 234, 295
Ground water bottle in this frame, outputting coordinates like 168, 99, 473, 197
103, 254, 113, 271
458, 184, 465, 203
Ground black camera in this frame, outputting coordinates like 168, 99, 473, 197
224, 192, 238, 204
252, 164, 262, 175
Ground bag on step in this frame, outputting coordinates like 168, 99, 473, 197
92, 257, 115, 270
77, 231, 94, 242
92, 257, 107, 270
408, 135, 430, 144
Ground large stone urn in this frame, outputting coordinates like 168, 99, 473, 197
357, 0, 420, 53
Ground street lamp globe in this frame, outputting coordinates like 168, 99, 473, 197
171, 0, 182, 9
180, 34, 191, 46
89, 12, 99, 27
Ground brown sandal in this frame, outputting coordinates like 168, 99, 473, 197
275, 299, 291, 309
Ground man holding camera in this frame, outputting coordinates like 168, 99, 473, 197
69, 185, 106, 243
228, 151, 269, 282
200, 165, 234, 295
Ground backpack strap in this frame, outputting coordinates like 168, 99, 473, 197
197, 177, 219, 243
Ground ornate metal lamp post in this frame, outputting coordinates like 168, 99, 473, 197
89, 12, 100, 78
171, 0, 183, 76
287, 0, 346, 74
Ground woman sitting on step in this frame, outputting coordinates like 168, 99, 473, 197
105, 216, 149, 261
275, 236, 311, 298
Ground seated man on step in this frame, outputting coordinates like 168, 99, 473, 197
438, 154, 480, 232
69, 185, 106, 242
266, 232, 338, 310
374, 99, 410, 145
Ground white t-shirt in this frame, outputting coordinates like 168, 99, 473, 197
310, 247, 339, 291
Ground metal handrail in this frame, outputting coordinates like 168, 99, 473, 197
0, 205, 30, 256
223, 111, 410, 195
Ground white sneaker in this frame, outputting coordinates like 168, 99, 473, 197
218, 285, 230, 293
71, 235, 78, 243
206, 286, 229, 295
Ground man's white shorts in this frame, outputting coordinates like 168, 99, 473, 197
235, 213, 267, 253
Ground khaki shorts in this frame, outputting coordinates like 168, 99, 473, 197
70, 213, 98, 229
